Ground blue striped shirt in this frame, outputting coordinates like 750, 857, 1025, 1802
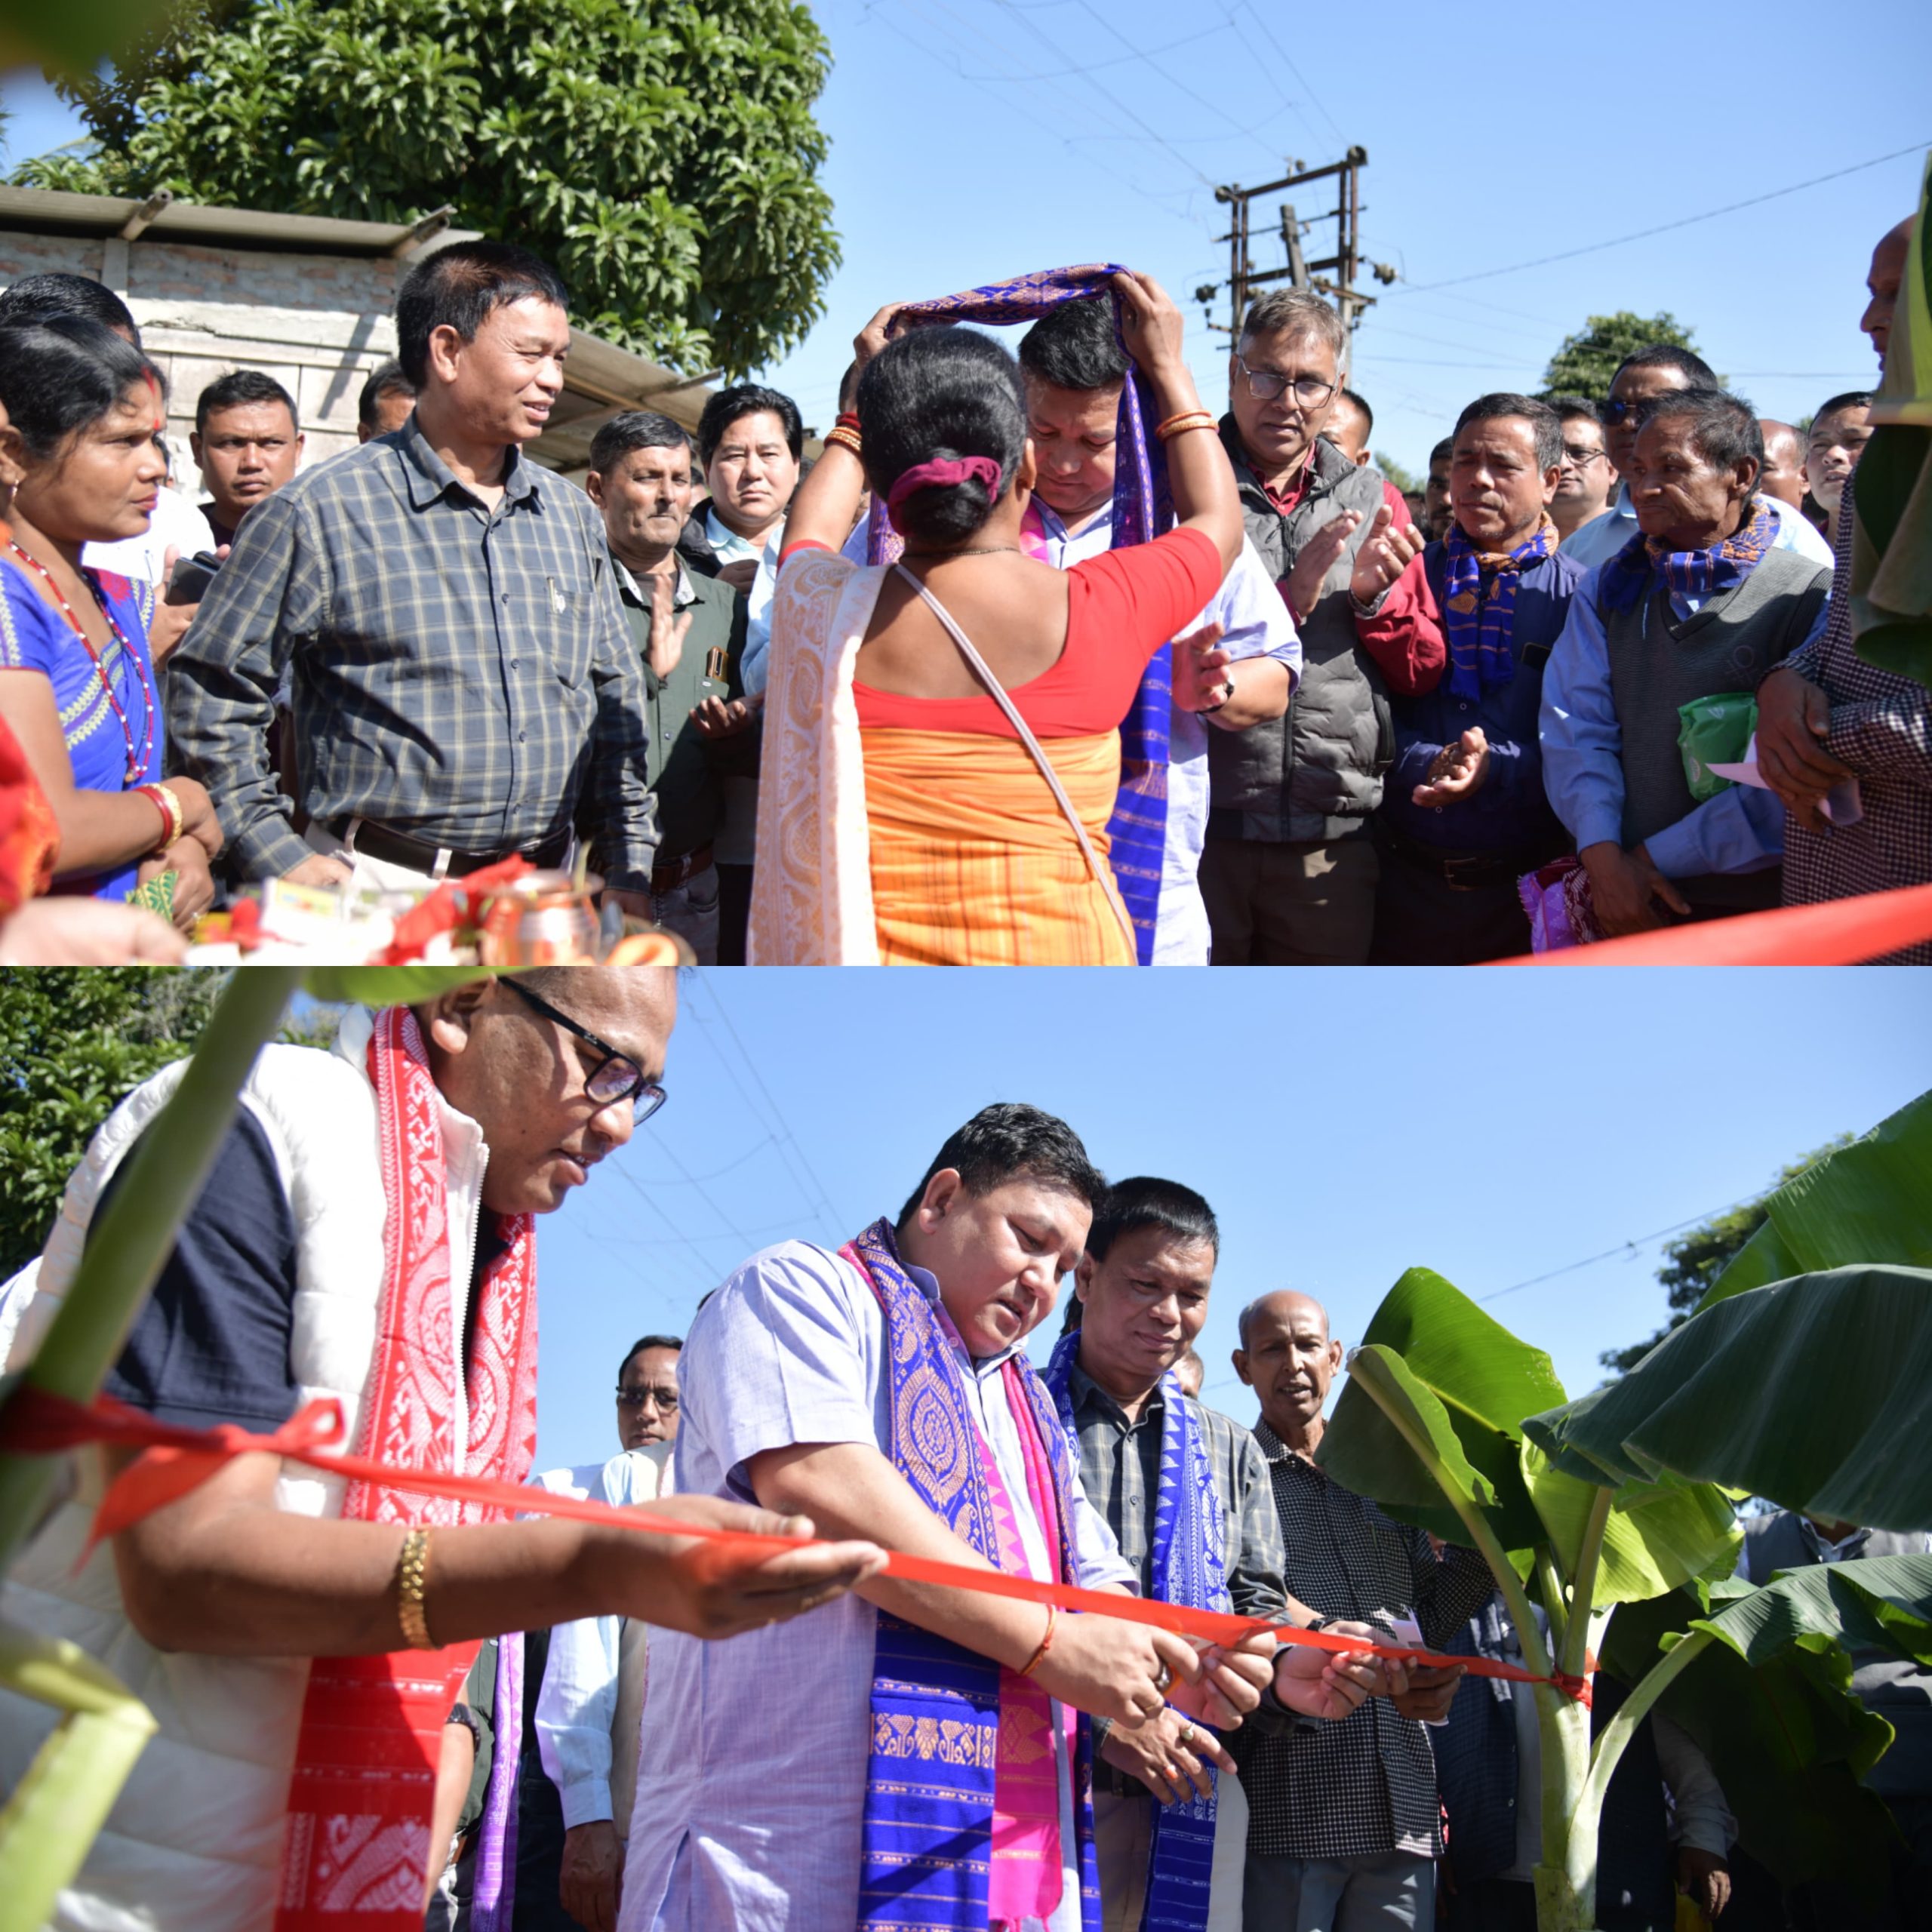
166, 420, 657, 885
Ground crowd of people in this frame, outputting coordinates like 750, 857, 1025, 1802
0, 207, 1921, 964
1, 970, 1924, 1932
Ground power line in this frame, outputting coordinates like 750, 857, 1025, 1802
1231, 0, 1346, 150
1395, 140, 1930, 294
958, 19, 1227, 80
602, 1158, 734, 1292
1477, 1194, 1764, 1304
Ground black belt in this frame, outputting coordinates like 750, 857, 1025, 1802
1378, 821, 1545, 891
333, 818, 571, 878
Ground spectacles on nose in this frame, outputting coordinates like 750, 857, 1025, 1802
501, 977, 668, 1117
615, 1386, 680, 1414
1561, 444, 1606, 469
1235, 359, 1337, 411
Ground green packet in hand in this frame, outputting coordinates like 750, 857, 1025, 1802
1678, 692, 1758, 801
125, 870, 178, 920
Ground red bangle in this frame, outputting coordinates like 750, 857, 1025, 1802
1018, 1602, 1059, 1678
835, 410, 861, 431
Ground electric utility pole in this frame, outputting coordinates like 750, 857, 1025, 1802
1196, 146, 1396, 339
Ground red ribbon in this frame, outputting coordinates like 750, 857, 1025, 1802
1501, 880, 1932, 967
2, 1387, 1590, 1700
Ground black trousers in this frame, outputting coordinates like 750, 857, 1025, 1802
1369, 843, 1533, 964
715, 861, 753, 965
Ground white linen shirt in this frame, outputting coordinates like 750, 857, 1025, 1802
706, 506, 783, 697
534, 1445, 675, 1829
615, 1238, 1132, 1932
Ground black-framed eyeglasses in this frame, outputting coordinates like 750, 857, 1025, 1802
614, 1384, 679, 1414
502, 977, 668, 1118
1561, 443, 1607, 468
1235, 358, 1337, 411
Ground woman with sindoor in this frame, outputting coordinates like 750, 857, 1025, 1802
749, 270, 1241, 965
0, 317, 223, 928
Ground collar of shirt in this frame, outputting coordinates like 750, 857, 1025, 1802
613, 554, 695, 610
1799, 1518, 1872, 1563
1252, 1415, 1325, 1474
396, 418, 537, 512
1031, 497, 1115, 566
704, 506, 780, 568
1066, 1355, 1166, 1431
900, 1257, 1028, 1381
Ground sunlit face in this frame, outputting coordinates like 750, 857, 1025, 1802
589, 440, 695, 561
1327, 393, 1371, 464
706, 408, 799, 542
1424, 451, 1454, 541
1074, 1226, 1214, 1394
1451, 415, 1558, 550
1626, 413, 1756, 552
1605, 361, 1694, 476
14, 383, 167, 546
1756, 423, 1806, 511
1553, 415, 1612, 513
1024, 376, 1119, 526
1232, 1293, 1342, 1443
616, 1343, 681, 1451
1229, 328, 1340, 478
192, 400, 303, 528
902, 1173, 1092, 1359
360, 386, 416, 442
1806, 405, 1872, 517
424, 970, 675, 1215
429, 296, 571, 448
1862, 223, 1910, 364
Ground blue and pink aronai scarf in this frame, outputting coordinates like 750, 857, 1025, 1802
1440, 515, 1556, 702
864, 266, 1175, 964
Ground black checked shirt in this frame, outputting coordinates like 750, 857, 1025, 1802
167, 420, 657, 888
1232, 1418, 1497, 1862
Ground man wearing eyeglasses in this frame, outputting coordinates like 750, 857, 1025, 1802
1546, 398, 1617, 546
0, 971, 883, 1932
530, 1334, 685, 1932
1563, 346, 1835, 573
1201, 289, 1444, 967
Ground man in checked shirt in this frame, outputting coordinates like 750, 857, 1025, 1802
1047, 1180, 1401, 1932
168, 242, 658, 907
1231, 1291, 1494, 1932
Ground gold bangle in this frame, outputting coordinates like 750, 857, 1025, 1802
395, 1527, 436, 1651
824, 424, 863, 458
1155, 410, 1218, 443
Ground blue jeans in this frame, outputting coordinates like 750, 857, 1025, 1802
1241, 1848, 1433, 1932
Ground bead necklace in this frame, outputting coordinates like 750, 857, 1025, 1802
5, 539, 156, 783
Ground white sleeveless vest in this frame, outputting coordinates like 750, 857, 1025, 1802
0, 1008, 493, 1932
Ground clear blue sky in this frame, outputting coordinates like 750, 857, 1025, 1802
527, 968, 1931, 1472
7, 0, 1929, 473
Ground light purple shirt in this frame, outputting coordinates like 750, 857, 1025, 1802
616, 1238, 1131, 1932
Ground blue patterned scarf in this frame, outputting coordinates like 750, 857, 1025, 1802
1441, 515, 1555, 702
1042, 1331, 1231, 1932
844, 1218, 1102, 1931
1599, 494, 1779, 614
865, 266, 1175, 964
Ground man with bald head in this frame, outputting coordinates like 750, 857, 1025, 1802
1229, 1291, 1494, 1932
1755, 213, 1932, 961
1757, 420, 1809, 513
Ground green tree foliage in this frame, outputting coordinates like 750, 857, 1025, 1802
0, 970, 224, 1278
14, 0, 838, 375
1373, 449, 1419, 493
1598, 1137, 1853, 1376
1540, 311, 1711, 403
0, 971, 338, 1279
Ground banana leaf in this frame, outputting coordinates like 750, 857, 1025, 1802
1524, 1266, 1932, 1531
1690, 1555, 1932, 1672
1521, 1441, 1740, 1607
1600, 1586, 1898, 1893
299, 968, 491, 1004
1702, 1091, 1932, 1309
1317, 1269, 1558, 1550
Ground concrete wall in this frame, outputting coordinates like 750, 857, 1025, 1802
0, 226, 400, 491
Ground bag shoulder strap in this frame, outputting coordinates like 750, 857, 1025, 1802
892, 563, 1135, 954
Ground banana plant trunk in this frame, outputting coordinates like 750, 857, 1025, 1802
1532, 1684, 1601, 1932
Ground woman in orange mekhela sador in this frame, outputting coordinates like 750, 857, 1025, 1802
749, 269, 1241, 965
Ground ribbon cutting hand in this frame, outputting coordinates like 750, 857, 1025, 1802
1102, 1706, 1238, 1805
